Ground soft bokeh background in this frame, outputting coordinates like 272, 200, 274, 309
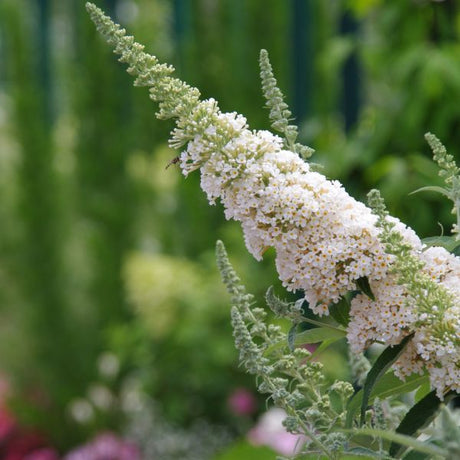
0, 0, 459, 458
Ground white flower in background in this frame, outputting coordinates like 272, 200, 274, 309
88, 384, 114, 411
97, 352, 120, 379
68, 398, 94, 424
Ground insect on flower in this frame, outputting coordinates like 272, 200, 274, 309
165, 156, 180, 170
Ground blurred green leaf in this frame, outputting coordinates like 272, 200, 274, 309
421, 236, 460, 252
295, 326, 346, 345
213, 440, 277, 460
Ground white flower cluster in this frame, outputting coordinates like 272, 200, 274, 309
347, 276, 416, 352
347, 220, 423, 353
86, 0, 460, 403
401, 247, 460, 396
178, 103, 395, 314
175, 102, 460, 397
348, 239, 460, 397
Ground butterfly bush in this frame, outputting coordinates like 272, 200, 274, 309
86, 3, 460, 400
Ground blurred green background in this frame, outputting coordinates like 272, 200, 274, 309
0, 0, 459, 458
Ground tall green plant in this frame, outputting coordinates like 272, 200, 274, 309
0, 0, 92, 447
72, 1, 135, 326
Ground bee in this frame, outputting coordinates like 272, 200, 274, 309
165, 156, 180, 170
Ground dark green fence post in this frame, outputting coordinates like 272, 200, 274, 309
340, 10, 361, 132
291, 0, 312, 125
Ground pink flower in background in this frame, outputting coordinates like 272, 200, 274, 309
2, 430, 51, 460
227, 387, 257, 416
248, 408, 305, 456
64, 432, 140, 460
0, 408, 16, 440
24, 448, 60, 460
0, 375, 15, 441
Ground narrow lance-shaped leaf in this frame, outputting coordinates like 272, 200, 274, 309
359, 333, 414, 425
409, 185, 450, 198
265, 326, 345, 355
389, 390, 457, 458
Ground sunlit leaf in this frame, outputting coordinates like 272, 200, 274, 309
409, 185, 450, 197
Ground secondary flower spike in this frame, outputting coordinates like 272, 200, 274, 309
86, 3, 460, 397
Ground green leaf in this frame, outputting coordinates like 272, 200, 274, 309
288, 323, 297, 351
329, 291, 358, 327
343, 428, 448, 459
294, 326, 346, 346
421, 235, 460, 252
389, 390, 456, 457
265, 322, 345, 356
214, 440, 277, 460
344, 447, 389, 458
370, 373, 428, 402
346, 372, 427, 428
356, 277, 375, 301
414, 379, 431, 403
402, 450, 430, 460
360, 334, 414, 424
309, 337, 342, 360
409, 185, 450, 197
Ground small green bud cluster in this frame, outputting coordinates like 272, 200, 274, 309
86, 2, 200, 121
259, 49, 313, 160
425, 133, 460, 240
217, 241, 353, 458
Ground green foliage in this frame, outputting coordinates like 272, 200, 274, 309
116, 249, 256, 427
344, 428, 448, 459
0, 0, 98, 447
215, 441, 278, 460
346, 373, 428, 429
3, 0, 460, 457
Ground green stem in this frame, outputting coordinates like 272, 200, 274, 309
455, 198, 460, 241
